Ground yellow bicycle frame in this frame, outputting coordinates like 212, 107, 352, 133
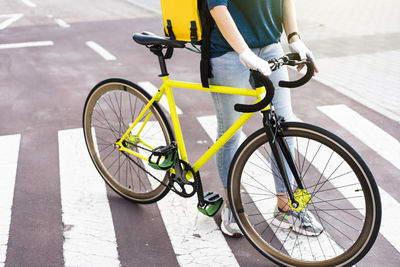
115, 75, 269, 178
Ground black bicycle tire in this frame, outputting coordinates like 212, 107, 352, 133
83, 78, 175, 204
228, 121, 381, 267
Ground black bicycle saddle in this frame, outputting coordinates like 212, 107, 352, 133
132, 32, 185, 48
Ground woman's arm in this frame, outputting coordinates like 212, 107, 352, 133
283, 0, 319, 73
283, 0, 300, 43
209, 5, 248, 54
209, 5, 271, 76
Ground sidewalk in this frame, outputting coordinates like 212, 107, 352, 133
295, 0, 400, 122
128, 0, 400, 122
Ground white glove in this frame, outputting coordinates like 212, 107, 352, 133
289, 40, 315, 61
239, 48, 271, 76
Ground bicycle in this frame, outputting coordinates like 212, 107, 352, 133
82, 32, 381, 267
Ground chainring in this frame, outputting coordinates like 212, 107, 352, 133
169, 160, 197, 198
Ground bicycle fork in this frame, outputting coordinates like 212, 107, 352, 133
262, 109, 304, 210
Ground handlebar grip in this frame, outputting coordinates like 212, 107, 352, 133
286, 53, 301, 61
234, 71, 275, 113
278, 55, 315, 88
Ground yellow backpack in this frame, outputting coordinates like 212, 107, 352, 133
160, 0, 203, 43
160, 0, 214, 87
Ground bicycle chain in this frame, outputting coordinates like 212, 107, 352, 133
121, 151, 172, 188
122, 139, 153, 153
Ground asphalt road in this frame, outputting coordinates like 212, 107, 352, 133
1, 0, 399, 266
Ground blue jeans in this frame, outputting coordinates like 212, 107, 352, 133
210, 43, 294, 192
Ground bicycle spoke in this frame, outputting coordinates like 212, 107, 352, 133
243, 169, 276, 195
304, 170, 353, 193
312, 182, 360, 194
97, 143, 115, 154
311, 195, 363, 205
311, 159, 344, 200
93, 106, 120, 139
243, 195, 276, 204
312, 205, 361, 231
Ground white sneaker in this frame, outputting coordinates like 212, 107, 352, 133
220, 204, 243, 238
272, 206, 324, 236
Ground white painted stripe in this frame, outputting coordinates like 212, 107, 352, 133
86, 41, 116, 61
197, 115, 343, 261
58, 129, 120, 266
317, 104, 400, 171
138, 81, 183, 115
54, 18, 70, 28
21, 0, 36, 7
153, 181, 239, 266
378, 186, 400, 252
0, 41, 54, 50
0, 14, 23, 30
137, 122, 239, 266
0, 134, 21, 267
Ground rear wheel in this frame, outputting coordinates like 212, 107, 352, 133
228, 122, 381, 266
83, 79, 174, 203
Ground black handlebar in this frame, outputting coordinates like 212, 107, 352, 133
234, 53, 315, 113
234, 71, 274, 113
278, 54, 315, 88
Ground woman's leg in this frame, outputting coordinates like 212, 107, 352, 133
209, 51, 251, 237
210, 51, 250, 193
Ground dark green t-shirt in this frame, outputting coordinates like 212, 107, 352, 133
207, 0, 284, 57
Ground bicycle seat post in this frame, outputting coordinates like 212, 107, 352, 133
149, 45, 169, 77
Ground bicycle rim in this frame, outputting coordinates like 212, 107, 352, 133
228, 122, 381, 266
83, 79, 174, 203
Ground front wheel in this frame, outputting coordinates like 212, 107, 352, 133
228, 122, 381, 266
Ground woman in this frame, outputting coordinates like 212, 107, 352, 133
207, 0, 323, 237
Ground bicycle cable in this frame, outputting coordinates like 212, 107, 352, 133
185, 43, 201, 53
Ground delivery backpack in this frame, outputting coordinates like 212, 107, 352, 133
160, 0, 214, 87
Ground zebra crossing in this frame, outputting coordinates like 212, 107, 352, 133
0, 83, 399, 266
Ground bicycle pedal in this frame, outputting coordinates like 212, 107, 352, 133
148, 142, 177, 171
197, 192, 223, 217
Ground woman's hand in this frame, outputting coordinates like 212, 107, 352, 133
239, 48, 271, 76
289, 40, 319, 74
